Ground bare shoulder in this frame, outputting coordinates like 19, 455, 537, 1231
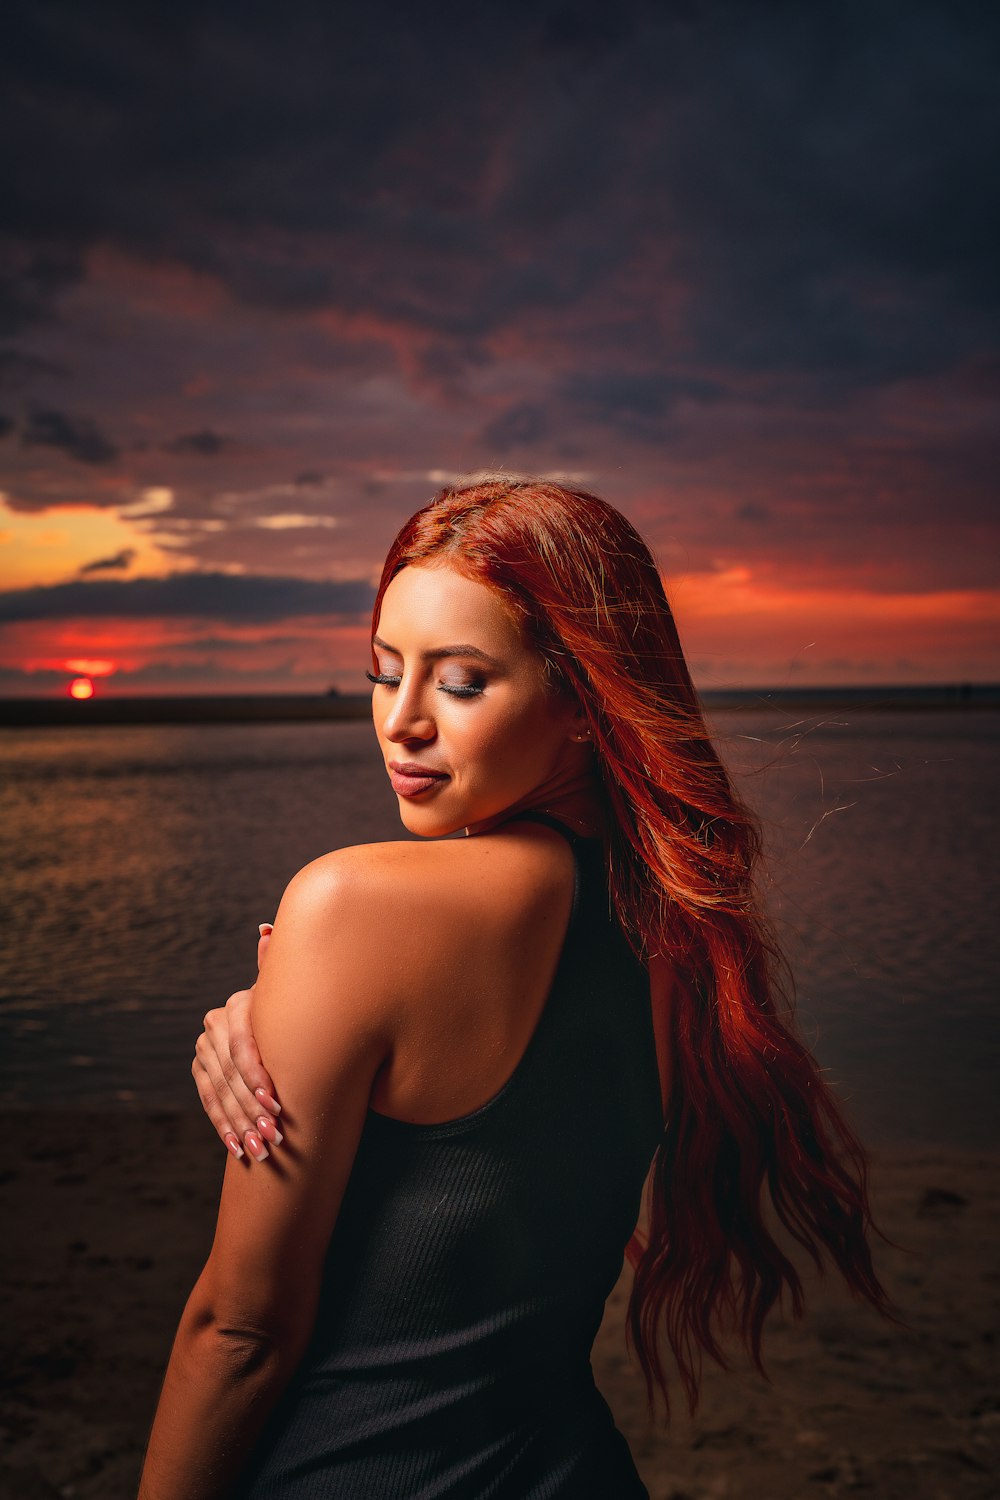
304, 830, 568, 912
264, 829, 579, 1123
288, 837, 481, 913
282, 830, 571, 975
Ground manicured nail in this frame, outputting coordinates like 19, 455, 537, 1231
258, 1115, 284, 1146
258, 923, 273, 936
255, 1086, 281, 1114
245, 1131, 268, 1161
225, 1135, 245, 1160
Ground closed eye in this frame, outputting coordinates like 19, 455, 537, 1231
365, 669, 485, 698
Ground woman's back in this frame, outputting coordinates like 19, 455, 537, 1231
236, 812, 662, 1499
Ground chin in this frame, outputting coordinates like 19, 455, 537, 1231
396, 802, 462, 839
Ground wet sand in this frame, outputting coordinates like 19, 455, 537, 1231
2, 1111, 997, 1499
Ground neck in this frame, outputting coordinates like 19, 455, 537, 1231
464, 759, 608, 841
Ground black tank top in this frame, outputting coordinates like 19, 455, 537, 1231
237, 811, 663, 1499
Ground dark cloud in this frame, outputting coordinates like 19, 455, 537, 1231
1, 0, 995, 391
0, 571, 375, 624
563, 372, 727, 440
78, 548, 137, 574
21, 408, 119, 464
536, 3, 638, 60
481, 402, 549, 450
736, 502, 770, 524
0, 237, 84, 337
0, 347, 68, 389
163, 429, 231, 456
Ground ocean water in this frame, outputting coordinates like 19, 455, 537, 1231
2, 710, 997, 1148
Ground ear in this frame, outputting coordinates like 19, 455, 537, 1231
566, 702, 593, 745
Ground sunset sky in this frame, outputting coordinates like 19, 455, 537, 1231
2, 1, 997, 697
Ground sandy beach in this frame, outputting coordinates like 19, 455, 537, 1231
2, 1110, 997, 1500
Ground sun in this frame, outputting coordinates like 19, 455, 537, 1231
69, 677, 95, 700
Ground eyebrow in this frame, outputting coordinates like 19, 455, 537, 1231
372, 635, 503, 668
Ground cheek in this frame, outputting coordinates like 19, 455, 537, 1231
463, 696, 565, 778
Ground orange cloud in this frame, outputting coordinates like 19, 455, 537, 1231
665, 566, 1000, 684
0, 496, 179, 589
63, 658, 119, 677
668, 565, 1000, 626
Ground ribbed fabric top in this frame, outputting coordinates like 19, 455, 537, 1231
236, 811, 663, 1499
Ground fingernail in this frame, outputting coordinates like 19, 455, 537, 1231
258, 923, 273, 936
225, 1135, 245, 1160
245, 1131, 268, 1161
258, 1115, 283, 1146
255, 1086, 281, 1114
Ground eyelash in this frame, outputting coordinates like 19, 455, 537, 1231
364, 669, 485, 698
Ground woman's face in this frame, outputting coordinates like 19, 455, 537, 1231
370, 561, 587, 838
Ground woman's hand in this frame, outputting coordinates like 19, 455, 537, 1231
192, 922, 283, 1163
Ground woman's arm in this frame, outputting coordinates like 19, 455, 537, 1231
138, 849, 397, 1500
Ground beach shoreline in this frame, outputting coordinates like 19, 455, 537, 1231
2, 1111, 997, 1499
3, 685, 999, 728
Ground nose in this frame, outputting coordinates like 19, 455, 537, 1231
381, 676, 436, 745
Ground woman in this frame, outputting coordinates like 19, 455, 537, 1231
139, 477, 889, 1499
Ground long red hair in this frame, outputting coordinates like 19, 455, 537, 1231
372, 476, 891, 1414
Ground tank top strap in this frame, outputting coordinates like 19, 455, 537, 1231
496, 809, 594, 846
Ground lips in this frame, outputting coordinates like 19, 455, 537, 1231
388, 761, 450, 797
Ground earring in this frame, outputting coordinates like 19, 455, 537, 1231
573, 729, 592, 742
